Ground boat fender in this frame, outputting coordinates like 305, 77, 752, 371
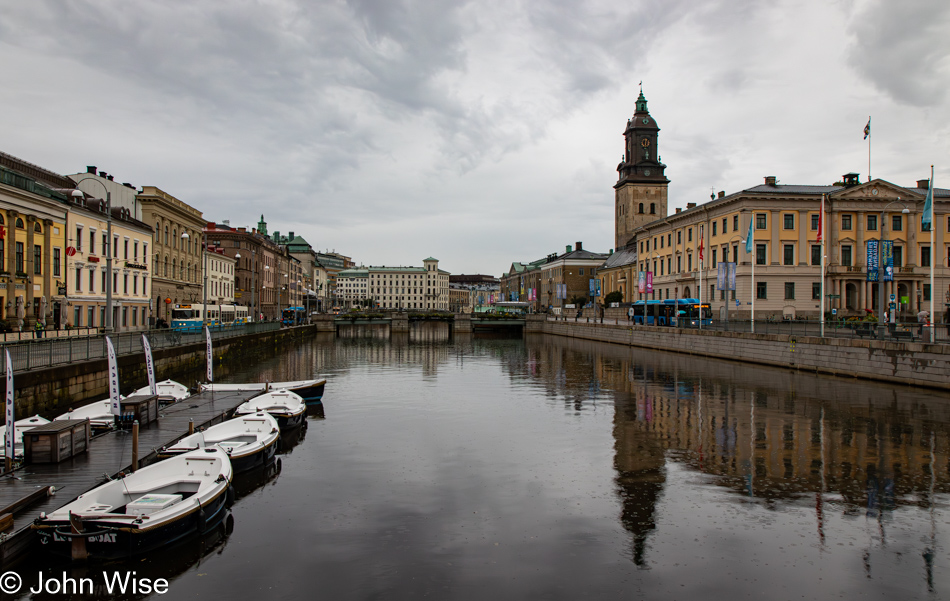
226, 486, 235, 508
275, 458, 282, 474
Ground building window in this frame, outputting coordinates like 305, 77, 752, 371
667, 233, 671, 247
0, 240, 3, 267
891, 215, 902, 231
722, 218, 727, 233
688, 228, 693, 242
76, 226, 83, 252
638, 203, 644, 214
712, 222, 717, 236
893, 246, 903, 267
755, 243, 767, 266
924, 284, 931, 302
74, 306, 81, 327
755, 214, 767, 230
733, 215, 739, 231
841, 245, 852, 267
811, 214, 819, 231
53, 248, 61, 276
841, 215, 852, 230
75, 267, 82, 292
33, 245, 41, 275
15, 242, 24, 273
783, 244, 794, 265
783, 214, 794, 229
89, 270, 95, 293
921, 215, 931, 232
785, 282, 795, 300
812, 283, 821, 300
921, 246, 931, 267
687, 254, 692, 271
579, 268, 584, 275
712, 249, 717, 268
124, 239, 129, 259
650, 203, 656, 214
756, 282, 767, 300
811, 245, 821, 266
867, 215, 877, 231
101, 233, 107, 256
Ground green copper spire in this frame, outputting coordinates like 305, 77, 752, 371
636, 89, 648, 113
257, 214, 268, 236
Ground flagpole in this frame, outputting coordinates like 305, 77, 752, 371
929, 165, 935, 343
699, 224, 704, 331
820, 194, 826, 337
867, 116, 872, 182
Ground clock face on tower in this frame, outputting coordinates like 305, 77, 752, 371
641, 138, 650, 147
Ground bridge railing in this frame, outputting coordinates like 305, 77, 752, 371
1, 322, 280, 373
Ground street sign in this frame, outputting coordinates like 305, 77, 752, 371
890, 294, 896, 301
832, 308, 837, 315
65, 246, 76, 257
826, 294, 841, 299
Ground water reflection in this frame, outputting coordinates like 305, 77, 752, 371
522, 334, 948, 593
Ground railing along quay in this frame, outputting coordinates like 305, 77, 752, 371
0, 322, 281, 373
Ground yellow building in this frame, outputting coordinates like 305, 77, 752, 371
0, 152, 70, 330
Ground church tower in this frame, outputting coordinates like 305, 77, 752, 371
614, 89, 669, 249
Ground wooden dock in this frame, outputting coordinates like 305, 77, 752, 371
0, 389, 262, 565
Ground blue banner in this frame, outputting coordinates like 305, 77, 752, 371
727, 262, 736, 291
882, 240, 893, 282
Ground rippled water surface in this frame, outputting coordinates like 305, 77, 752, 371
20, 330, 950, 599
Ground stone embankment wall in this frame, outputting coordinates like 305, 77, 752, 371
10, 326, 317, 418
529, 315, 949, 390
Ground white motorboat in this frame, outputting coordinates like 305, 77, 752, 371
201, 378, 326, 405
234, 389, 306, 431
130, 379, 191, 405
54, 400, 115, 433
0, 415, 51, 458
159, 412, 280, 473
33, 447, 233, 561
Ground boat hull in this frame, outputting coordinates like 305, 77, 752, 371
159, 436, 279, 474
274, 410, 306, 432
34, 486, 232, 561
290, 381, 325, 405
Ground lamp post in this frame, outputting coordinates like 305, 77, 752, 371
877, 200, 910, 339
71, 180, 113, 333
261, 265, 270, 318
181, 230, 208, 328
235, 252, 241, 316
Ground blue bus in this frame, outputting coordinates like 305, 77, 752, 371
282, 306, 306, 326
661, 298, 712, 327
170, 304, 250, 331
631, 298, 711, 327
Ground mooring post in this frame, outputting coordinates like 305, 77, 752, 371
188, 419, 195, 435
131, 421, 139, 472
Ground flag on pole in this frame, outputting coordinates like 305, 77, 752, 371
699, 226, 705, 262
817, 194, 824, 242
205, 326, 213, 383
745, 215, 754, 254
922, 173, 934, 230
5, 350, 14, 462
863, 118, 870, 140
106, 337, 120, 416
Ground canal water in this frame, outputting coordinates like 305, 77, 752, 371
17, 329, 950, 599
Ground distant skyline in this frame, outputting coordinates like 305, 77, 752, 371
1, 0, 947, 275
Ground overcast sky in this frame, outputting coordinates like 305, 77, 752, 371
1, 0, 947, 275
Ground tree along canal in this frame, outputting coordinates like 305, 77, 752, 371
12, 328, 949, 600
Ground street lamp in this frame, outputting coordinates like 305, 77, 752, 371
71, 181, 113, 333
235, 252, 241, 314
264, 264, 270, 320
181, 230, 208, 328
877, 200, 910, 339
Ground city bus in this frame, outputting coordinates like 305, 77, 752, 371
170, 304, 251, 331
630, 300, 665, 325
660, 298, 712, 327
282, 306, 307, 326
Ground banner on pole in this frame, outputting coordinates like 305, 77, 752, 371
142, 334, 157, 396
5, 350, 14, 461
205, 326, 214, 383
106, 337, 120, 416
867, 240, 879, 282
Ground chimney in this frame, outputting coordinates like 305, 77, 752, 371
675, 207, 682, 213
575, 241, 583, 251
106, 175, 114, 181
917, 179, 930, 190
86, 166, 97, 175
238, 227, 247, 233
288, 231, 294, 240
122, 182, 133, 188
718, 191, 725, 199
764, 176, 776, 186
99, 172, 108, 180
566, 245, 572, 253
686, 202, 697, 209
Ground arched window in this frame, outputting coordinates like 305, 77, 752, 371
173, 229, 177, 248
638, 203, 644, 214
650, 203, 656, 214
34, 222, 42, 233
0, 215, 5, 225
163, 256, 168, 277
164, 226, 169, 246
15, 218, 24, 229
